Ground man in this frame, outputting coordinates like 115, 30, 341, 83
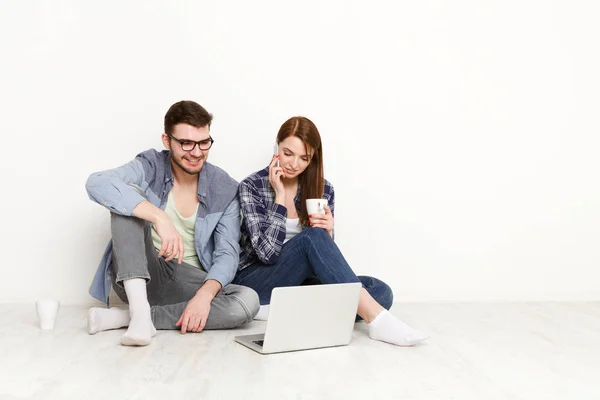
86, 100, 259, 346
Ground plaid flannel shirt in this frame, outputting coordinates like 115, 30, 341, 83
238, 167, 335, 270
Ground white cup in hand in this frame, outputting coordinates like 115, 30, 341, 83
306, 198, 328, 215
36, 299, 60, 330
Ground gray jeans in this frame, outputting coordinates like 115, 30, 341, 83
109, 213, 259, 330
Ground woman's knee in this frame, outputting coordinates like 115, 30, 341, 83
360, 276, 394, 310
299, 227, 332, 249
303, 227, 330, 239
377, 278, 394, 310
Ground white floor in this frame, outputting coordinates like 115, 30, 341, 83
1, 303, 599, 400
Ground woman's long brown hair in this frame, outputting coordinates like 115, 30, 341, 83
276, 116, 324, 227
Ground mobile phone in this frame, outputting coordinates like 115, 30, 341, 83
273, 143, 279, 167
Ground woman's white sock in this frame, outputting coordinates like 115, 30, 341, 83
367, 310, 429, 346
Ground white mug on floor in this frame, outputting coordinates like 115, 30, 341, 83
36, 299, 60, 330
306, 198, 328, 215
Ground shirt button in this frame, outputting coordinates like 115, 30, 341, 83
122, 208, 126, 212
103, 201, 107, 205
107, 276, 111, 281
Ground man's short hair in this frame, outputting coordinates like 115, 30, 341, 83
164, 101, 213, 135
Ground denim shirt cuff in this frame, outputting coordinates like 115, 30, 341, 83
204, 269, 232, 289
115, 192, 147, 216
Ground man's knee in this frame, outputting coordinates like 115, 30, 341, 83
228, 285, 260, 324
110, 213, 153, 251
110, 212, 148, 231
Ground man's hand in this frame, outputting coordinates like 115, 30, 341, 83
154, 213, 184, 263
175, 293, 211, 334
133, 200, 184, 263
175, 280, 222, 334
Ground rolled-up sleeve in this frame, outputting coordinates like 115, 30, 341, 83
85, 159, 147, 216
239, 180, 287, 265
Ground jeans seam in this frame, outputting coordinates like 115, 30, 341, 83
304, 229, 360, 284
228, 293, 253, 322
170, 261, 208, 287
171, 276, 202, 290
150, 307, 156, 325
362, 276, 375, 289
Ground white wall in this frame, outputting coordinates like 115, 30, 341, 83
1, 0, 599, 304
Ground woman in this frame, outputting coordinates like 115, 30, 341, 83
233, 116, 428, 346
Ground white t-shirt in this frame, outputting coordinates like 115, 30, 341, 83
150, 190, 203, 269
283, 218, 302, 244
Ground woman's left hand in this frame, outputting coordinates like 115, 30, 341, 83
309, 204, 334, 235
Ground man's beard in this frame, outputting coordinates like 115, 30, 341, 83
172, 155, 204, 175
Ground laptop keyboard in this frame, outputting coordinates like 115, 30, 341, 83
252, 340, 264, 347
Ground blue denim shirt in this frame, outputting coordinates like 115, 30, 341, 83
86, 149, 240, 305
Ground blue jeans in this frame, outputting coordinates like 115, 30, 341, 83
233, 228, 394, 317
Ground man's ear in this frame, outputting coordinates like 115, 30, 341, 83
161, 133, 171, 150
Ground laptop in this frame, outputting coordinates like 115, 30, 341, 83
235, 282, 361, 354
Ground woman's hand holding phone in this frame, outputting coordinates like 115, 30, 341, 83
269, 153, 286, 204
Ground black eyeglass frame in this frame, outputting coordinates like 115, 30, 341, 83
167, 133, 214, 151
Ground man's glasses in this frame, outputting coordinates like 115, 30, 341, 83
167, 133, 214, 151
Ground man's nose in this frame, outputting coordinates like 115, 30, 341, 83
190, 145, 203, 157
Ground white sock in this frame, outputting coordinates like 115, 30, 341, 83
87, 307, 130, 334
120, 278, 156, 346
367, 310, 429, 347
254, 305, 270, 321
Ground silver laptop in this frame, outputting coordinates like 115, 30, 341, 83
235, 282, 361, 354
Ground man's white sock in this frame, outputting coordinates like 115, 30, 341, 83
88, 307, 130, 334
367, 310, 429, 347
120, 278, 156, 346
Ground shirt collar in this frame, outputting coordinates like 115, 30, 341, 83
164, 152, 209, 201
